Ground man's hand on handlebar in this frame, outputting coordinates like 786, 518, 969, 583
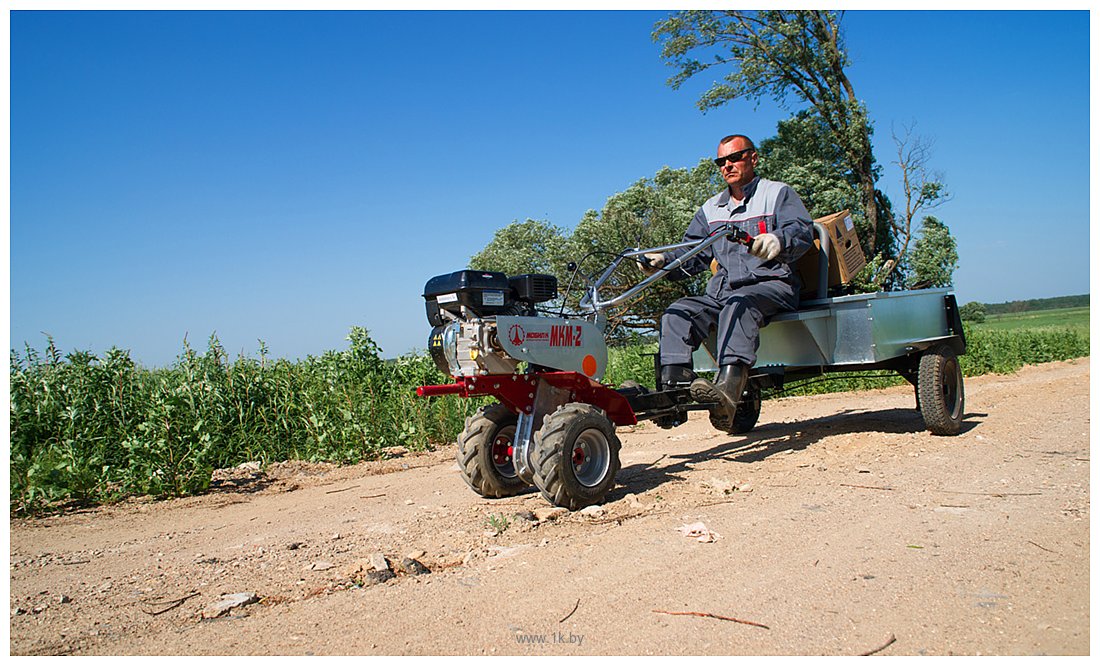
638, 252, 666, 276
749, 233, 781, 261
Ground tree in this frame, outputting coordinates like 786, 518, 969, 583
467, 162, 722, 339
653, 10, 889, 255
875, 124, 949, 288
959, 301, 986, 324
757, 111, 862, 220
468, 218, 569, 277
907, 216, 958, 289
568, 161, 721, 337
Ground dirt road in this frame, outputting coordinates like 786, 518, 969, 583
9, 359, 1090, 655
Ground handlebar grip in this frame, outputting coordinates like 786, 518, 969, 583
729, 227, 755, 247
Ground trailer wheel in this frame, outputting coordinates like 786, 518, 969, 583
918, 344, 965, 435
531, 403, 621, 510
729, 382, 762, 434
457, 403, 526, 498
708, 381, 762, 434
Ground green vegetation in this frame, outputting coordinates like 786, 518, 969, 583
976, 307, 1089, 334
985, 294, 1088, 315
10, 308, 1089, 514
9, 329, 477, 514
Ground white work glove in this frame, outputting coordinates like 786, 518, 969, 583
749, 233, 781, 262
638, 252, 666, 276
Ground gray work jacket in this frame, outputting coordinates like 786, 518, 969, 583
665, 176, 814, 300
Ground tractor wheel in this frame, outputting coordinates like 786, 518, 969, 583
456, 403, 526, 498
531, 403, 621, 510
918, 344, 965, 435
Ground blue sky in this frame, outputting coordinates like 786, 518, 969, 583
9, 9, 1092, 366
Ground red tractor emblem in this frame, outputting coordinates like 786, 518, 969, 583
508, 323, 525, 346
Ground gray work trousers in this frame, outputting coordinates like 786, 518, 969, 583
659, 279, 798, 368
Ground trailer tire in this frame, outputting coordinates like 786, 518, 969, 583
729, 382, 762, 434
457, 403, 526, 498
709, 381, 762, 434
531, 403, 621, 510
918, 344, 965, 435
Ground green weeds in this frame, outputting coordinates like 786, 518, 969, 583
9, 329, 477, 514
9, 318, 1088, 514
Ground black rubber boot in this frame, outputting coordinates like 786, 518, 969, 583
690, 363, 750, 429
659, 363, 697, 388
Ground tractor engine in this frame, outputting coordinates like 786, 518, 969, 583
422, 270, 559, 377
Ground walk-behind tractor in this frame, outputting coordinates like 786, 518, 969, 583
416, 219, 967, 510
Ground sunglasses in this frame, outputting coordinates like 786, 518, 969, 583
713, 148, 755, 167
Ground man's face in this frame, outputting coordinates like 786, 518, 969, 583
715, 139, 758, 191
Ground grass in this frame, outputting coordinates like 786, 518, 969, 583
976, 306, 1089, 334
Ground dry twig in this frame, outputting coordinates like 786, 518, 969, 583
325, 485, 360, 494
859, 633, 896, 656
359, 493, 387, 499
840, 483, 894, 491
937, 490, 1041, 497
652, 609, 769, 629
559, 598, 581, 623
141, 591, 200, 616
1027, 540, 1059, 554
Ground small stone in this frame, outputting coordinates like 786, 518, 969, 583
514, 511, 537, 522
397, 558, 430, 576
287, 542, 303, 551
369, 552, 391, 573
739, 482, 753, 493
404, 499, 415, 506
360, 570, 395, 587
13, 607, 27, 616
533, 507, 568, 522
406, 550, 427, 560
857, 468, 871, 474
201, 592, 258, 619
579, 505, 605, 517
331, 533, 341, 540
311, 561, 335, 571
702, 477, 737, 495
58, 594, 71, 604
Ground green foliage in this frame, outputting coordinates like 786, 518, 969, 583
468, 218, 569, 277
653, 10, 887, 258
978, 307, 1089, 334
569, 161, 721, 337
604, 339, 660, 388
907, 216, 958, 288
9, 329, 479, 514
985, 294, 1089, 315
960, 301, 987, 323
469, 162, 722, 337
758, 111, 865, 220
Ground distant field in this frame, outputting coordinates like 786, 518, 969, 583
977, 306, 1089, 333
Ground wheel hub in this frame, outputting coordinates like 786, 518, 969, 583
571, 428, 610, 488
491, 426, 517, 478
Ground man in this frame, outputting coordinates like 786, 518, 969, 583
640, 135, 814, 429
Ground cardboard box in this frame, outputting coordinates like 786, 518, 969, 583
795, 209, 867, 297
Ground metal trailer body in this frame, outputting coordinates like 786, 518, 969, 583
691, 288, 966, 376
